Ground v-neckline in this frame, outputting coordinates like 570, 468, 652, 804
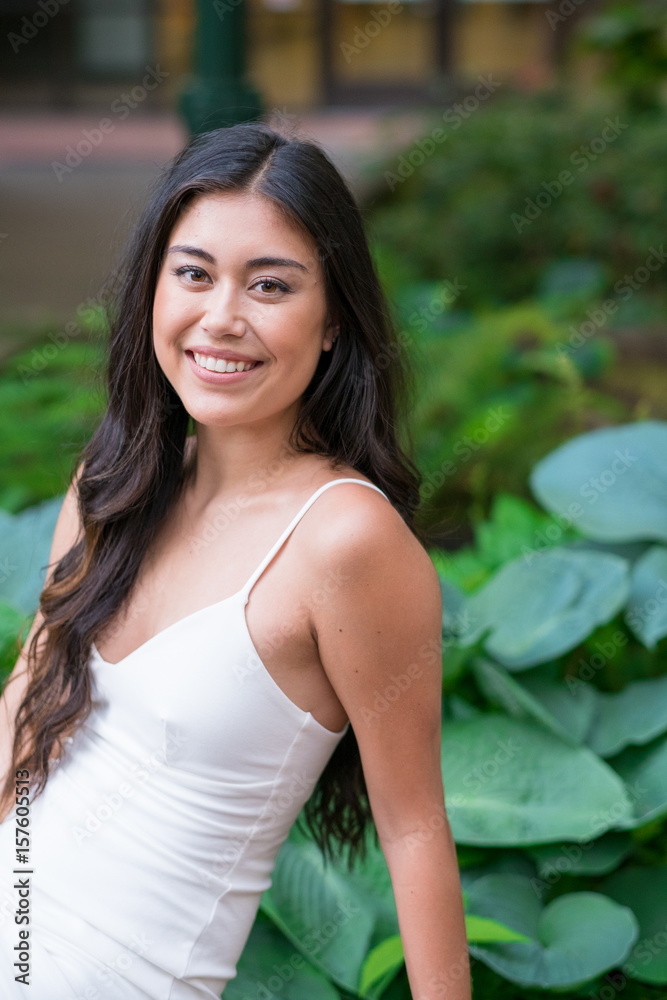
89, 477, 387, 668
90, 584, 350, 737
91, 586, 247, 666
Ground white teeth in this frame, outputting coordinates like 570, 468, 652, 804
193, 352, 256, 373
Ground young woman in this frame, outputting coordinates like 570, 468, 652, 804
0, 123, 470, 1000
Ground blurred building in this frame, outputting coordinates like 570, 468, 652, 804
0, 0, 571, 112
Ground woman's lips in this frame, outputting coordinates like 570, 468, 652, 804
185, 350, 263, 384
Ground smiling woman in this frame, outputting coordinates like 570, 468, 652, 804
152, 190, 337, 426
0, 123, 471, 1000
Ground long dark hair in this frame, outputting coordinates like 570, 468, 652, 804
3, 122, 424, 868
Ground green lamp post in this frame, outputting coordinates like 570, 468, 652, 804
179, 0, 264, 136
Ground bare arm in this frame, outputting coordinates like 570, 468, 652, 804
0, 466, 85, 821
308, 492, 471, 1000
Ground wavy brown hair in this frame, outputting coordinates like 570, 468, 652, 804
2, 122, 425, 869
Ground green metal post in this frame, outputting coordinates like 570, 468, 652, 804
179, 0, 263, 135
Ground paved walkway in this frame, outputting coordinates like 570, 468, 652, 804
0, 109, 431, 327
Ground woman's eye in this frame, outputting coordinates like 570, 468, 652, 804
254, 278, 290, 295
172, 265, 209, 283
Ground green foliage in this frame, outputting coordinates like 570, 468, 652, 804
221, 912, 341, 1000
576, 0, 667, 115
0, 496, 62, 681
466, 876, 639, 989
530, 420, 667, 544
459, 548, 629, 670
404, 299, 628, 534
0, 335, 105, 513
601, 866, 667, 983
368, 92, 667, 309
432, 420, 667, 991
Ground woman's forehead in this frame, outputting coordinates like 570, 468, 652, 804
171, 190, 315, 252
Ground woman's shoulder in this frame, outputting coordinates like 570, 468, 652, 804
305, 461, 431, 578
302, 465, 441, 631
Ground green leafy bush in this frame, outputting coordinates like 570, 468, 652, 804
367, 92, 667, 310
576, 0, 667, 115
404, 298, 630, 538
0, 335, 105, 513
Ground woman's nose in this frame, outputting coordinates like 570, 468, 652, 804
201, 284, 247, 336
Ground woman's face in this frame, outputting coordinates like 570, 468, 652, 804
152, 189, 337, 433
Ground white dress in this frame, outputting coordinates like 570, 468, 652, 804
0, 478, 389, 999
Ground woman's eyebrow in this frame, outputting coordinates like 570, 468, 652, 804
165, 247, 309, 273
166, 245, 216, 264
245, 256, 309, 272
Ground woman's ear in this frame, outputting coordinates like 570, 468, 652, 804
323, 319, 340, 352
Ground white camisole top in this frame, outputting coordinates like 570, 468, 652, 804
0, 478, 389, 999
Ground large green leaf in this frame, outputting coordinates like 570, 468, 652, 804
359, 935, 404, 998
586, 675, 667, 757
465, 915, 530, 943
607, 732, 667, 827
530, 420, 667, 542
441, 715, 633, 845
259, 837, 388, 993
458, 547, 629, 669
473, 492, 566, 571
438, 575, 469, 637
466, 875, 638, 987
471, 657, 594, 745
520, 672, 598, 743
221, 912, 341, 999
624, 544, 667, 648
601, 866, 667, 984
0, 495, 62, 615
526, 832, 632, 879
356, 904, 531, 998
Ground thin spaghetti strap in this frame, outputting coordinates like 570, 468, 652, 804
240, 478, 389, 601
